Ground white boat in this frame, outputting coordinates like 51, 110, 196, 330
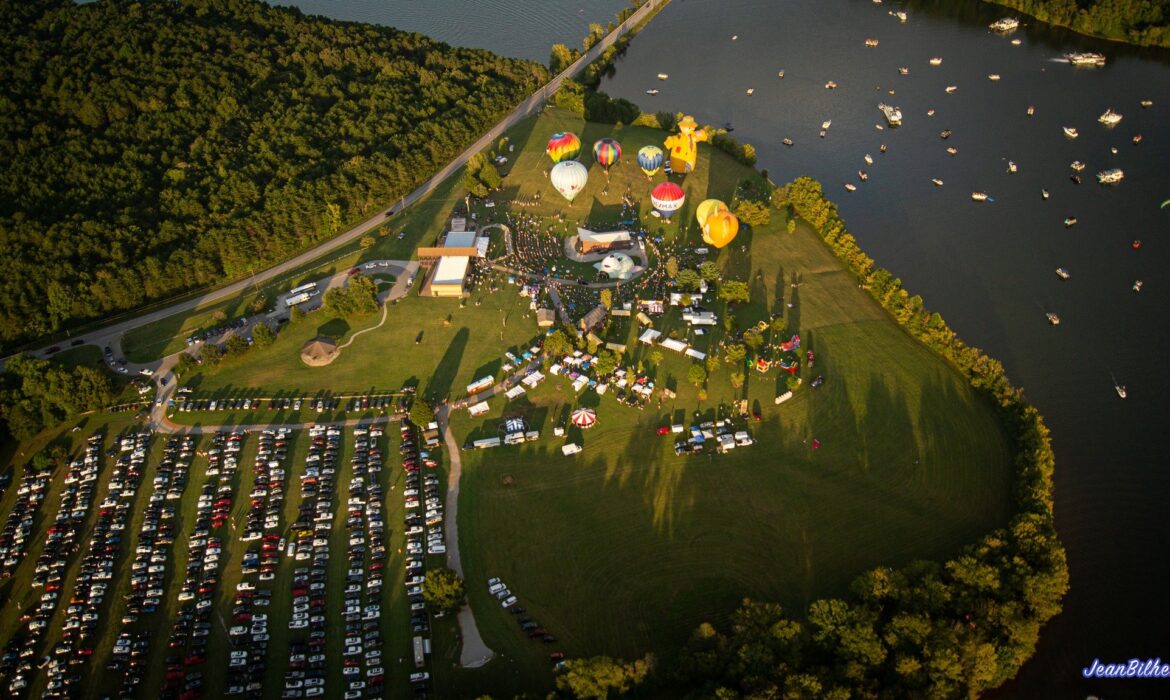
875, 124, 884, 130
929, 57, 943, 66
731, 34, 738, 40
1007, 161, 1017, 173
825, 81, 838, 89
645, 89, 659, 95
1133, 134, 1143, 145
865, 38, 879, 47
945, 85, 958, 94
890, 10, 907, 22
1112, 373, 1126, 398
878, 103, 902, 126
1098, 108, 1122, 127
1111, 146, 1119, 154
1132, 280, 1143, 293
990, 17, 1019, 32
946, 146, 958, 155
782, 138, 793, 147
844, 183, 857, 192
1041, 189, 1049, 200
746, 88, 755, 96
1070, 160, 1086, 172
821, 119, 832, 130
778, 70, 785, 79
819, 130, 826, 138
927, 108, 935, 116
1097, 168, 1124, 184
1011, 38, 1022, 45
1140, 99, 1152, 108
1046, 312, 1061, 326
858, 170, 868, 181
988, 73, 1001, 81
931, 178, 944, 187
971, 191, 989, 202
864, 154, 874, 165
657, 73, 669, 80
1063, 126, 1079, 139
1066, 52, 1106, 67
1055, 267, 1070, 280
1027, 105, 1035, 116
1064, 217, 1077, 227
898, 67, 909, 75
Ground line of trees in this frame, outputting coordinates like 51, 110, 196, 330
0, 354, 117, 441
0, 0, 547, 345
675, 177, 1068, 698
987, 0, 1170, 47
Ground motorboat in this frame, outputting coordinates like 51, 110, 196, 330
939, 129, 952, 139
878, 103, 902, 126
1140, 99, 1152, 108
731, 34, 738, 40
825, 81, 838, 89
971, 191, 989, 202
927, 108, 935, 116
1115, 382, 1127, 399
1097, 168, 1124, 185
879, 144, 887, 153
844, 183, 857, 192
898, 67, 909, 75
1027, 105, 1035, 116
1041, 189, 1049, 200
1133, 134, 1143, 145
929, 57, 943, 66
782, 138, 793, 147
1066, 52, 1106, 67
746, 88, 755, 96
1011, 38, 1022, 45
988, 73, 1001, 81
1110, 146, 1118, 154
657, 73, 669, 80
1132, 280, 1143, 293
875, 124, 884, 130
1063, 126, 1079, 139
1070, 174, 1082, 184
990, 17, 1019, 32
946, 146, 958, 155
819, 130, 827, 138
931, 178, 944, 187
945, 85, 958, 93
864, 154, 874, 165
822, 119, 832, 130
1064, 217, 1077, 227
865, 38, 879, 47
645, 89, 659, 95
778, 70, 785, 79
1070, 160, 1086, 172
1055, 267, 1070, 280
1008, 161, 1017, 173
1046, 312, 1061, 326
858, 170, 868, 181
1098, 108, 1122, 127
890, 10, 907, 22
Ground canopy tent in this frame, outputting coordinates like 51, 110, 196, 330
570, 407, 598, 430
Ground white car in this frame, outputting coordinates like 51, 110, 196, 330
501, 596, 518, 608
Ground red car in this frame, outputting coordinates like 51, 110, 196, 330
348, 267, 360, 276
656, 426, 671, 435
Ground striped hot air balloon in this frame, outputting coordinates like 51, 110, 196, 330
593, 138, 622, 171
546, 132, 582, 163
650, 181, 685, 218
703, 210, 740, 249
695, 199, 728, 227
550, 160, 588, 202
637, 145, 664, 177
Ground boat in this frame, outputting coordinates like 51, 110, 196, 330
1046, 312, 1061, 326
879, 144, 887, 153
864, 154, 874, 165
865, 38, 879, 47
929, 57, 943, 66
1064, 217, 1077, 227
1140, 99, 1152, 108
1027, 105, 1035, 116
657, 73, 669, 80
1114, 381, 1127, 399
971, 191, 989, 202
988, 73, 1001, 81
946, 146, 958, 155
931, 178, 944, 187
1011, 38, 1022, 45
1008, 161, 1017, 173
1055, 267, 1070, 280
1063, 126, 1079, 139
1097, 168, 1124, 184
825, 81, 838, 89
1066, 52, 1106, 67
822, 119, 832, 130
945, 85, 958, 93
1110, 146, 1118, 154
898, 67, 909, 75
746, 88, 755, 96
1071, 174, 1082, 184
1133, 134, 1143, 145
858, 170, 868, 181
878, 103, 902, 126
778, 70, 785, 79
844, 183, 857, 192
990, 17, 1019, 32
732, 34, 738, 40
927, 108, 935, 116
1132, 280, 1143, 293
875, 124, 884, 130
645, 89, 659, 95
1070, 160, 1086, 172
890, 10, 907, 22
782, 138, 793, 147
1041, 189, 1050, 200
819, 130, 826, 138
1098, 108, 1122, 127
939, 129, 952, 139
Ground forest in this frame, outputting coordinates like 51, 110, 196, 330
987, 0, 1170, 46
0, 0, 547, 345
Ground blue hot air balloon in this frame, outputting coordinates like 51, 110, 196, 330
637, 145, 664, 178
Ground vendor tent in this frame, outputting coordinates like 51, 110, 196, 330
570, 407, 598, 429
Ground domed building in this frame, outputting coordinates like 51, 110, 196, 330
300, 337, 339, 367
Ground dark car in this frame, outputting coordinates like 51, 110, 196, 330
811, 375, 825, 388
70, 339, 85, 347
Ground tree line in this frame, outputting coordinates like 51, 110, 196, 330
987, 0, 1170, 46
0, 0, 547, 346
0, 354, 116, 441
672, 177, 1068, 698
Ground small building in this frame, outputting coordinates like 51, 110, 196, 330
536, 308, 556, 328
578, 305, 607, 334
423, 422, 441, 448
575, 228, 632, 255
660, 338, 688, 353
300, 337, 339, 367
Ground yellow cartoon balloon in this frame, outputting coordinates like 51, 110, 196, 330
663, 115, 709, 175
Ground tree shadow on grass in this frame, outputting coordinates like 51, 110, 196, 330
424, 327, 469, 405
316, 318, 350, 339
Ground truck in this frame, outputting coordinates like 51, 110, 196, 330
285, 292, 313, 308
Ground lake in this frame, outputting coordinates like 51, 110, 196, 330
282, 0, 1170, 696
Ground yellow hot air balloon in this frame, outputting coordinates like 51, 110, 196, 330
703, 210, 739, 249
695, 199, 728, 228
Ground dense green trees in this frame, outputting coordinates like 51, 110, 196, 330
0, 0, 546, 345
323, 276, 379, 317
555, 654, 653, 700
421, 567, 465, 614
677, 177, 1069, 699
0, 353, 116, 440
987, 0, 1170, 46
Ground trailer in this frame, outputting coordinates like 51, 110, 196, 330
466, 376, 495, 395
285, 292, 313, 307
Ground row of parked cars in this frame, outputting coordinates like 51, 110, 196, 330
186, 317, 252, 346
172, 395, 409, 415
0, 466, 51, 575
401, 422, 437, 695
108, 435, 194, 698
487, 577, 560, 651
2, 434, 103, 695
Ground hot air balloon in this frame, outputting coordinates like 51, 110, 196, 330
695, 199, 728, 227
550, 160, 588, 202
592, 138, 622, 172
663, 115, 709, 175
637, 145, 663, 178
703, 210, 739, 248
650, 181, 685, 219
546, 132, 582, 163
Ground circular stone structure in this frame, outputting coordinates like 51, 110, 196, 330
300, 337, 340, 367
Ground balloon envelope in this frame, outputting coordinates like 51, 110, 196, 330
637, 145, 664, 176
550, 160, 588, 202
593, 138, 622, 168
650, 181, 685, 217
703, 210, 739, 248
695, 199, 728, 227
546, 132, 582, 163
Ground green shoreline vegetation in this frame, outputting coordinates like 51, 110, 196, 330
986, 0, 1170, 47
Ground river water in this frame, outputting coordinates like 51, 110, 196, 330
281, 0, 1170, 696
